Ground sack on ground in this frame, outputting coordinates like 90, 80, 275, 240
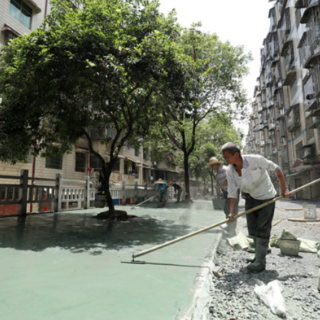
254, 280, 286, 317
226, 231, 250, 250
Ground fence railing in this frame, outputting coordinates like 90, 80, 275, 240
0, 170, 202, 216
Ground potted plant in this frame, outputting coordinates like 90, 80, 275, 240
94, 170, 108, 208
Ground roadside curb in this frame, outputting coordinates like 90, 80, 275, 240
176, 231, 224, 320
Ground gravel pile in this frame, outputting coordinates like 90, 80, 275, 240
208, 199, 320, 320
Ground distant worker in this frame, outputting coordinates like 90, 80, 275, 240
206, 156, 239, 237
155, 178, 168, 207
172, 183, 182, 203
221, 142, 291, 272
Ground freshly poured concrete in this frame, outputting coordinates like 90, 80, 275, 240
0, 200, 224, 320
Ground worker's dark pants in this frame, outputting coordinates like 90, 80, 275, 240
223, 190, 240, 232
176, 189, 182, 203
245, 194, 275, 240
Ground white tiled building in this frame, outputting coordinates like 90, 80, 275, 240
246, 0, 320, 200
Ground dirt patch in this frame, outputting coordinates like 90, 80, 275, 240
94, 210, 137, 221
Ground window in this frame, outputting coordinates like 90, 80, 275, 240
143, 147, 149, 160
46, 155, 62, 170
9, 0, 32, 29
75, 152, 86, 172
124, 160, 134, 175
143, 168, 149, 180
290, 77, 298, 99
90, 155, 101, 169
112, 158, 120, 172
5, 32, 17, 45
134, 147, 140, 157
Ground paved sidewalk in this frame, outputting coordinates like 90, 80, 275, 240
0, 200, 224, 320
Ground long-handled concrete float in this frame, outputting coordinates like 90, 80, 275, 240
122, 178, 320, 264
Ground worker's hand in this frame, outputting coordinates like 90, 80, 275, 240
281, 188, 291, 198
228, 212, 236, 222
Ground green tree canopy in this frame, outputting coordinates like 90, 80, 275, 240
0, 0, 188, 215
146, 24, 252, 198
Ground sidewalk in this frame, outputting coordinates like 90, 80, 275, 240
0, 200, 223, 320
208, 198, 320, 320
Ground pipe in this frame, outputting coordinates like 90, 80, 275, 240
131, 177, 320, 260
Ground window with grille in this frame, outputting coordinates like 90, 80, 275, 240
296, 141, 303, 159
9, 0, 32, 29
46, 154, 63, 170
90, 155, 101, 169
143, 168, 149, 180
134, 147, 140, 157
307, 117, 315, 141
156, 170, 165, 180
290, 77, 298, 99
75, 152, 86, 172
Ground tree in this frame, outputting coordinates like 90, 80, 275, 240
0, 0, 187, 217
187, 114, 243, 195
147, 24, 252, 199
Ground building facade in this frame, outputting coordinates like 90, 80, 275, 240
246, 0, 320, 200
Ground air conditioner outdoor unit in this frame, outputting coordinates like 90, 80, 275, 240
303, 149, 312, 158
150, 176, 154, 181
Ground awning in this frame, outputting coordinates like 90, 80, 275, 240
302, 143, 315, 149
304, 51, 320, 69
117, 155, 125, 159
281, 39, 293, 57
285, 103, 300, 115
297, 31, 307, 48
283, 68, 297, 86
301, 1, 319, 24
24, 0, 42, 13
2, 24, 20, 36
75, 145, 90, 153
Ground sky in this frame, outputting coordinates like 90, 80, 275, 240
158, 0, 274, 142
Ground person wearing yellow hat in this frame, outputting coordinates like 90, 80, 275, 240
206, 157, 239, 237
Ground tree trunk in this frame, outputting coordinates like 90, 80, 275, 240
183, 151, 190, 200
103, 167, 116, 215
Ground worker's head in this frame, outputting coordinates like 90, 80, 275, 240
206, 157, 223, 171
221, 142, 241, 165
156, 178, 164, 185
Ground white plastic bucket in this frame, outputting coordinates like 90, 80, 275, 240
302, 203, 317, 219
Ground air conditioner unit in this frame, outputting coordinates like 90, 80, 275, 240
150, 176, 154, 181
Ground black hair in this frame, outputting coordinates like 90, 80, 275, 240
221, 142, 241, 156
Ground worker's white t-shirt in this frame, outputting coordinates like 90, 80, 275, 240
227, 155, 280, 200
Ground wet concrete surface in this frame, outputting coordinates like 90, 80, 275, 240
208, 198, 320, 320
0, 200, 225, 320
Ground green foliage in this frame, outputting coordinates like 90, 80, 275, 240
0, 0, 188, 213
146, 25, 252, 196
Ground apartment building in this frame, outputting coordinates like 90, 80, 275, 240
246, 0, 320, 200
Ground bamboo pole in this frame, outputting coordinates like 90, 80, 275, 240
132, 178, 320, 260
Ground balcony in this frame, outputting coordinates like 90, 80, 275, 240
269, 122, 276, 131
309, 117, 320, 129
287, 119, 301, 132
302, 143, 315, 159
301, 1, 319, 24
295, 0, 313, 9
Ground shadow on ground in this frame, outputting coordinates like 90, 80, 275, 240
0, 213, 193, 254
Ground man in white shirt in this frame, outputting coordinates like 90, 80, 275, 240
221, 142, 291, 272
